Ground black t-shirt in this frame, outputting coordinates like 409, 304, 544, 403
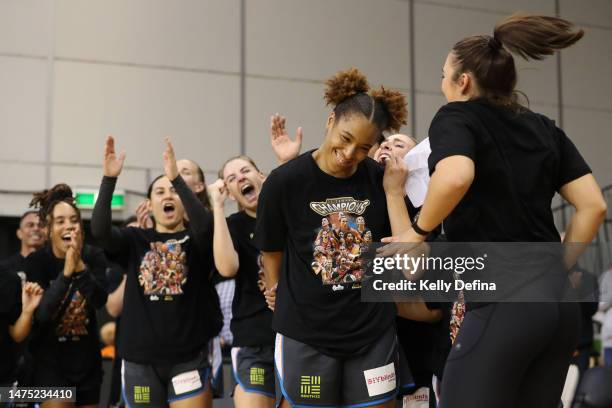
0, 268, 22, 383
91, 176, 223, 364
0, 253, 27, 277
223, 211, 274, 346
25, 245, 108, 383
254, 151, 395, 358
428, 100, 591, 242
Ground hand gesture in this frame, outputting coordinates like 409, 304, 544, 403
208, 179, 228, 209
163, 138, 179, 181
383, 154, 409, 197
103, 136, 126, 177
377, 230, 429, 280
270, 113, 302, 164
22, 282, 44, 313
64, 229, 84, 277
135, 200, 154, 229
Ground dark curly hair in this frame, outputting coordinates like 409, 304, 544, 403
30, 183, 82, 232
324, 68, 408, 135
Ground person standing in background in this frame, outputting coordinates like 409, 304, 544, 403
0, 211, 46, 279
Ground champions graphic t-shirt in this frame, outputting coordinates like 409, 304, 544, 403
222, 211, 274, 347
91, 176, 222, 365
25, 245, 108, 383
254, 151, 395, 357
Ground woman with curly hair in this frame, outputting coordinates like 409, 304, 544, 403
255, 68, 410, 408
25, 184, 109, 408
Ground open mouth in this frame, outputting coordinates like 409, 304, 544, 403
379, 152, 391, 163
61, 233, 72, 244
163, 202, 176, 217
240, 183, 257, 201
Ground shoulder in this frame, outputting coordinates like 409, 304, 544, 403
267, 150, 313, 183
26, 246, 52, 265
0, 268, 21, 290
431, 102, 480, 126
226, 211, 244, 227
359, 157, 384, 182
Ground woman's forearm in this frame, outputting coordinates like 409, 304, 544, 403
213, 208, 239, 278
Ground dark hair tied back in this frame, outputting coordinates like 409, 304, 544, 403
488, 35, 502, 52
324, 68, 408, 134
451, 13, 584, 108
30, 183, 76, 225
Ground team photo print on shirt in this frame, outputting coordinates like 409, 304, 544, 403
310, 197, 373, 287
56, 291, 89, 341
138, 236, 189, 300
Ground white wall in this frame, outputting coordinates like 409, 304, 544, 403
0, 0, 611, 218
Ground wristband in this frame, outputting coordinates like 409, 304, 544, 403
412, 219, 431, 236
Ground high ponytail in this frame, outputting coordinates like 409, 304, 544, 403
324, 68, 407, 134
494, 13, 584, 61
451, 13, 584, 107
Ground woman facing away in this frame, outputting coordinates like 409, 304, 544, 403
383, 13, 607, 408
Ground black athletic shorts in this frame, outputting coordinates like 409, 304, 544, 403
121, 351, 211, 406
30, 361, 102, 406
274, 327, 400, 407
231, 345, 275, 398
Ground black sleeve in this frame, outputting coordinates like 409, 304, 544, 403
428, 105, 476, 174
105, 262, 126, 294
32, 270, 72, 324
254, 169, 287, 252
171, 175, 213, 254
0, 272, 22, 325
75, 247, 109, 309
91, 176, 130, 254
24, 252, 72, 324
555, 127, 592, 191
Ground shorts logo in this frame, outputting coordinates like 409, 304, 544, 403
133, 386, 150, 403
363, 363, 396, 397
250, 367, 265, 385
172, 370, 202, 395
300, 375, 321, 399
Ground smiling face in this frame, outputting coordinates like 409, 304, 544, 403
320, 113, 380, 177
148, 176, 186, 233
376, 134, 416, 163
49, 202, 81, 258
17, 212, 45, 253
222, 158, 265, 213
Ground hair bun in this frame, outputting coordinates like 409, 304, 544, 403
371, 86, 408, 132
30, 183, 75, 221
324, 68, 370, 106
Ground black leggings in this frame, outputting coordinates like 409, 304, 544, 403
440, 302, 580, 408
